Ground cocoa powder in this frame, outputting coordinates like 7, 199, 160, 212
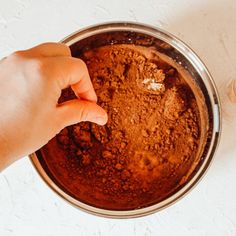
41, 44, 201, 210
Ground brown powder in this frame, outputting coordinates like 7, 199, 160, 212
41, 44, 201, 210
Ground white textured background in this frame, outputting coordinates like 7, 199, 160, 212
1, 0, 236, 235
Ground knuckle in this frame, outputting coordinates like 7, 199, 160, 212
10, 50, 24, 59
27, 58, 46, 77
76, 59, 89, 77
61, 43, 71, 54
80, 108, 87, 122
33, 58, 44, 71
77, 104, 89, 122
78, 59, 87, 70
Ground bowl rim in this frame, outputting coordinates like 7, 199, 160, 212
29, 21, 222, 218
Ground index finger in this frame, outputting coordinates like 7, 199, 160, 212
18, 42, 71, 58
43, 56, 97, 102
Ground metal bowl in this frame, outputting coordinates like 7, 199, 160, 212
30, 22, 221, 218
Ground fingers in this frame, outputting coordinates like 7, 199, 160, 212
57, 99, 108, 127
15, 43, 96, 102
43, 56, 97, 102
19, 42, 71, 57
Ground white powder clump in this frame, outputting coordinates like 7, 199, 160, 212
142, 78, 165, 92
142, 78, 151, 84
147, 82, 164, 91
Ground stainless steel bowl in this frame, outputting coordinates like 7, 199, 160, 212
30, 22, 221, 218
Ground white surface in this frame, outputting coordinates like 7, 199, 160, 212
0, 0, 236, 235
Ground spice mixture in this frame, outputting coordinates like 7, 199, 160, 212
41, 44, 201, 210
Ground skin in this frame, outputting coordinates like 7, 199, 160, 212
0, 43, 108, 171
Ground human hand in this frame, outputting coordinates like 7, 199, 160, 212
0, 43, 108, 171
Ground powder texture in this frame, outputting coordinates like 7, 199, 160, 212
41, 44, 201, 210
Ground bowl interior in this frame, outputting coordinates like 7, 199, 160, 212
31, 23, 220, 218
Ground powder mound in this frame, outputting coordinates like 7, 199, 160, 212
42, 44, 201, 210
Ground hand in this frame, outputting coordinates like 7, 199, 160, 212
0, 43, 108, 171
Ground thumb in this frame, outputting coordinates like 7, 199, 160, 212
57, 99, 108, 127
